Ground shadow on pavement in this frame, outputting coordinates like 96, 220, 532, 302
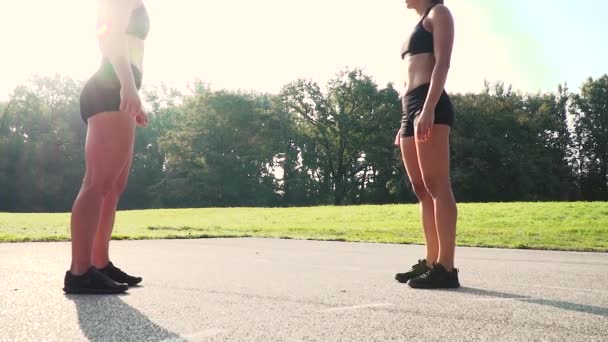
66, 294, 185, 342
458, 287, 608, 318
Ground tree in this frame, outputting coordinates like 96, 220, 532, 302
570, 75, 608, 200
278, 68, 401, 205
0, 75, 85, 212
450, 82, 575, 201
0, 71, 605, 211
157, 85, 279, 207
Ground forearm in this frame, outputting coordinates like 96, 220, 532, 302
423, 63, 450, 113
110, 56, 136, 90
103, 36, 136, 90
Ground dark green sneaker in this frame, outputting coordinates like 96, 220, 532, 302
408, 263, 460, 289
395, 259, 430, 283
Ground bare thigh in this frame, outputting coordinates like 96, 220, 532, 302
400, 137, 425, 195
112, 149, 133, 197
416, 125, 451, 190
82, 111, 136, 192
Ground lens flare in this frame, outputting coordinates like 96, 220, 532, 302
97, 22, 109, 36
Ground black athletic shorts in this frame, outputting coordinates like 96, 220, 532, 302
400, 83, 454, 137
80, 59, 143, 123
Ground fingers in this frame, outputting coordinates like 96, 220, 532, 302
415, 122, 432, 143
418, 127, 431, 142
120, 98, 142, 117
423, 127, 432, 142
135, 111, 148, 127
130, 101, 138, 116
122, 101, 134, 116
415, 122, 425, 142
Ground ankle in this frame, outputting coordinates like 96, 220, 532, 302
92, 259, 110, 269
70, 264, 91, 276
436, 262, 454, 272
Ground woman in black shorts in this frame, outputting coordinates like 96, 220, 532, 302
393, 0, 460, 289
64, 0, 149, 294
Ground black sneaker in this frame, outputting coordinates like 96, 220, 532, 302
395, 259, 431, 283
408, 263, 460, 289
98, 262, 142, 286
63, 267, 128, 294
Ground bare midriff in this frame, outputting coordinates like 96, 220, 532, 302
403, 52, 435, 94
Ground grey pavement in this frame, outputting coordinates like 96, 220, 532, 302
0, 238, 607, 341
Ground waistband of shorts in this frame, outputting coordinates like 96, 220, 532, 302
404, 83, 431, 97
95, 58, 143, 87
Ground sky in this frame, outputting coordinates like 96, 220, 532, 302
0, 0, 607, 99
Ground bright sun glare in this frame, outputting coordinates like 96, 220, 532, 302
0, 0, 556, 100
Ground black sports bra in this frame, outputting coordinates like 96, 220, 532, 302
126, 4, 150, 40
400, 4, 436, 59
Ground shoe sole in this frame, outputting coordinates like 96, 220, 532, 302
395, 271, 429, 284
63, 285, 129, 295
101, 272, 143, 287
127, 278, 143, 286
395, 275, 413, 284
407, 282, 460, 289
114, 278, 142, 287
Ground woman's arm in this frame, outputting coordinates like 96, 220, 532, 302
416, 5, 454, 141
98, 0, 141, 115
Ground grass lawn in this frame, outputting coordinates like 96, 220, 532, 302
0, 202, 607, 252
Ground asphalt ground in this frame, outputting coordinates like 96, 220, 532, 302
1, 238, 607, 341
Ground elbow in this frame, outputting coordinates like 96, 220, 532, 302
435, 60, 451, 71
99, 35, 128, 59
433, 61, 450, 78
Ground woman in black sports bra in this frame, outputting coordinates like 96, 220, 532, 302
64, 0, 150, 294
393, 0, 460, 289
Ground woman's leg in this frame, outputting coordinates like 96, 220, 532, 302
415, 125, 457, 271
69, 111, 135, 276
91, 154, 133, 269
400, 136, 439, 265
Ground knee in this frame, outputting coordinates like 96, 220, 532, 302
98, 181, 127, 206
112, 177, 129, 197
422, 176, 445, 199
410, 179, 429, 201
81, 179, 115, 198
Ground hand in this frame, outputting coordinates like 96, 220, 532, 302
394, 130, 401, 146
415, 108, 434, 143
119, 85, 142, 117
135, 111, 148, 127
